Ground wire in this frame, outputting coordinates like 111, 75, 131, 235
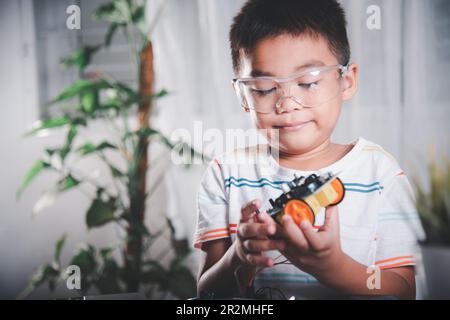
255, 286, 288, 300
273, 259, 289, 265
244, 254, 291, 300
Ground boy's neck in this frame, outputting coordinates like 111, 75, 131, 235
277, 139, 353, 171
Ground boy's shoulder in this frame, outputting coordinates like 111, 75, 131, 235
356, 137, 406, 184
204, 137, 405, 182
359, 137, 401, 167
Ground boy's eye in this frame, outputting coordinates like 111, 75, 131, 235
251, 87, 276, 96
298, 82, 318, 89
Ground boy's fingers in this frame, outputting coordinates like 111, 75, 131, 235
245, 253, 274, 267
299, 220, 326, 251
281, 215, 309, 252
240, 200, 261, 223
238, 222, 275, 239
322, 205, 340, 234
256, 211, 276, 226
243, 239, 286, 253
256, 211, 285, 238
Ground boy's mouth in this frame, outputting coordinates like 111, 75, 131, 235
273, 120, 313, 132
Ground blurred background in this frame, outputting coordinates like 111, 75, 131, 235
0, 0, 449, 299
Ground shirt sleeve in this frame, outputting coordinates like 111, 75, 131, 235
193, 159, 233, 250
374, 160, 426, 270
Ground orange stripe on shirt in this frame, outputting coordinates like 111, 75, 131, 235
195, 228, 229, 238
362, 147, 397, 162
195, 231, 237, 243
195, 225, 237, 238
379, 260, 415, 270
375, 255, 414, 265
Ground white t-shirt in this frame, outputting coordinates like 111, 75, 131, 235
194, 136, 425, 299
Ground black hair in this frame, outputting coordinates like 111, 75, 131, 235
229, 0, 350, 74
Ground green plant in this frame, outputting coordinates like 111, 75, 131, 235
413, 157, 450, 246
17, 0, 197, 299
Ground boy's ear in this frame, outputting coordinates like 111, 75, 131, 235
342, 63, 358, 101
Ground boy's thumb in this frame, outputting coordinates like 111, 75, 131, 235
324, 205, 340, 231
240, 199, 260, 223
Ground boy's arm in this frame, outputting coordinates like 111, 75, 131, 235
279, 206, 416, 300
318, 255, 416, 299
197, 201, 283, 298
197, 239, 256, 298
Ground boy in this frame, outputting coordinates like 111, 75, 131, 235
194, 0, 424, 299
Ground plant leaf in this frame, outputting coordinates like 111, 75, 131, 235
114, 81, 138, 98
17, 160, 51, 198
86, 198, 117, 229
77, 141, 118, 156
32, 189, 58, 215
93, 1, 128, 24
48, 79, 110, 106
109, 163, 125, 178
60, 124, 77, 161
70, 245, 97, 293
97, 259, 122, 294
18, 264, 61, 299
152, 88, 169, 99
26, 116, 71, 136
131, 4, 144, 23
54, 234, 67, 264
413, 158, 450, 245
61, 45, 101, 72
131, 5, 146, 36
114, 0, 132, 22
141, 260, 167, 285
80, 89, 99, 114
167, 266, 196, 299
105, 22, 120, 47
58, 174, 80, 192
70, 246, 97, 275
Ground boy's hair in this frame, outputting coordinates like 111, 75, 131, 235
229, 0, 350, 74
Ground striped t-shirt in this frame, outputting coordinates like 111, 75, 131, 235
194, 136, 425, 299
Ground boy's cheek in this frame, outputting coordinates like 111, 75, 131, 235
250, 111, 270, 129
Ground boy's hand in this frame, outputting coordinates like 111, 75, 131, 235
235, 200, 286, 268
279, 205, 346, 279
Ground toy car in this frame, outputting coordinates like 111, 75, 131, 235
266, 172, 345, 226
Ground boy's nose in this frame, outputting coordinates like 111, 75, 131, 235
275, 96, 303, 114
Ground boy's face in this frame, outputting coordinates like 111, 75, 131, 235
238, 34, 358, 155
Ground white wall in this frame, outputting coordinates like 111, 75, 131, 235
0, 0, 178, 299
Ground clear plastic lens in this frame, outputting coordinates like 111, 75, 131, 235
235, 65, 345, 113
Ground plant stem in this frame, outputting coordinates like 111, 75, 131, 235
124, 40, 154, 292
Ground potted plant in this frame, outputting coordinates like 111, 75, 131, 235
413, 157, 450, 299
17, 0, 197, 299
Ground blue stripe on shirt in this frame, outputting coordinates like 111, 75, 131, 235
224, 176, 383, 193
377, 212, 420, 223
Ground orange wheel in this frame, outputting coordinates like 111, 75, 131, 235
283, 199, 315, 226
329, 177, 345, 206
